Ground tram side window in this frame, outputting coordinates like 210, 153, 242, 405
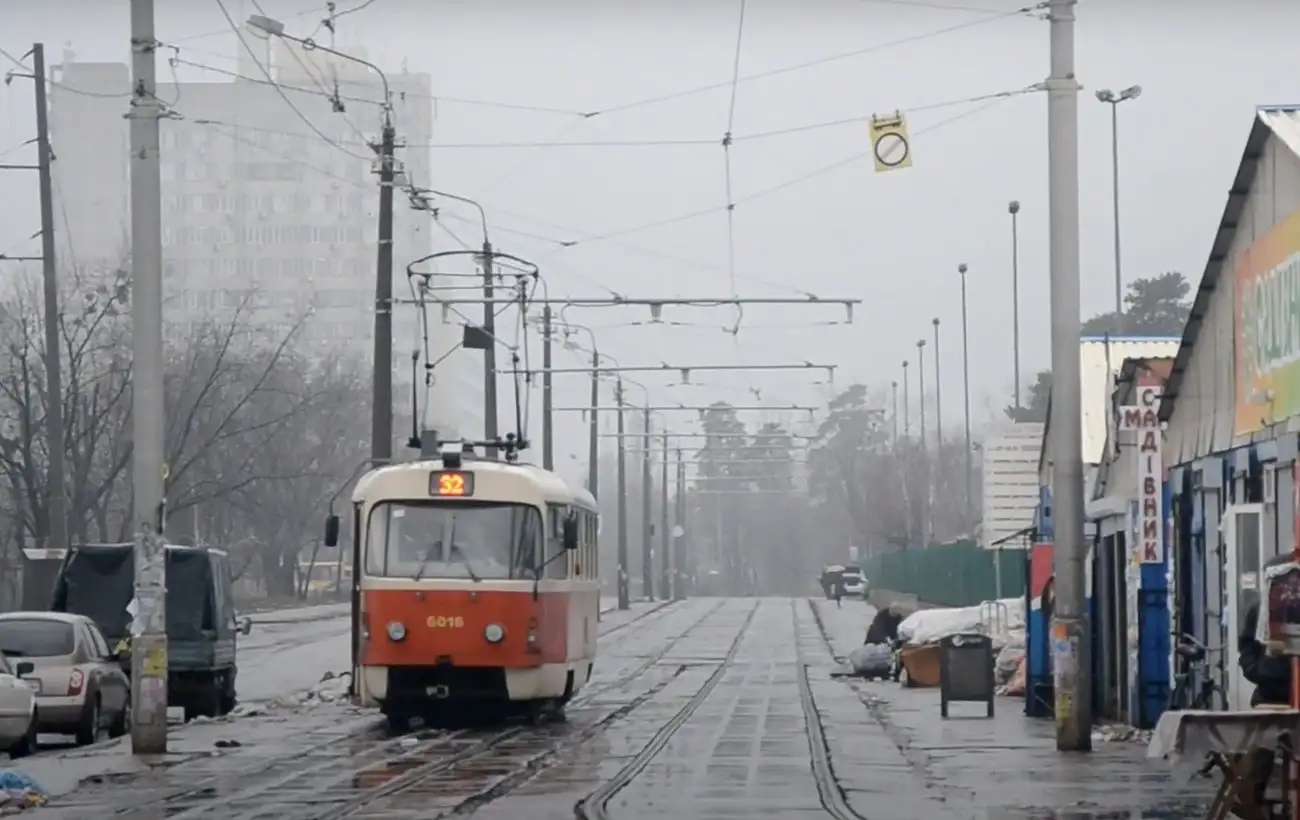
585, 512, 598, 580
545, 504, 568, 580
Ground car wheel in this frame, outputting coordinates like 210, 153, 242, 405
109, 696, 130, 738
9, 711, 37, 759
75, 695, 101, 746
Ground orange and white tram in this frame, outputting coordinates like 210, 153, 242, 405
328, 447, 600, 728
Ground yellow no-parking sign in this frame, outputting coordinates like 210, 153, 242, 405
869, 112, 913, 173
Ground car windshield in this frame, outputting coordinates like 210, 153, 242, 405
0, 619, 76, 657
365, 501, 543, 580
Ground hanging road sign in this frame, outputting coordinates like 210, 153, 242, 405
870, 112, 913, 173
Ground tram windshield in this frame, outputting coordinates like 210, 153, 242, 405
364, 501, 543, 580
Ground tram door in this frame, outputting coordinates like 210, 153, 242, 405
1223, 504, 1264, 711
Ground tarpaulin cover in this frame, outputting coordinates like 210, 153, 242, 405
51, 546, 217, 641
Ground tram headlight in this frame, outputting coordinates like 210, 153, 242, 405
386, 621, 407, 641
484, 623, 505, 644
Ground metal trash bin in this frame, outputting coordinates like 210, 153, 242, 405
938, 633, 995, 719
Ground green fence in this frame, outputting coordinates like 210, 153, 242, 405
862, 539, 1027, 608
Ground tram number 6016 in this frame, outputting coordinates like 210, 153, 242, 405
427, 615, 465, 628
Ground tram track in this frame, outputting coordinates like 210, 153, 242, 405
86, 601, 687, 818
793, 599, 868, 820
572, 599, 761, 820
331, 599, 734, 818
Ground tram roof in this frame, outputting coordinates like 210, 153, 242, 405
351, 456, 596, 509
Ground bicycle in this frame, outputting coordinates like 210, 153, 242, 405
1167, 633, 1227, 712
1167, 633, 1227, 779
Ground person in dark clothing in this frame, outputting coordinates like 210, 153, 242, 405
865, 606, 904, 646
1238, 562, 1294, 811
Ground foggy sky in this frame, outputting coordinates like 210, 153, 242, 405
3, 0, 1296, 485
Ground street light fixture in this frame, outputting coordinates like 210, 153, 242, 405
1095, 85, 1142, 334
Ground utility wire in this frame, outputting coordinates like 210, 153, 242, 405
249, 0, 371, 144
594, 4, 1042, 115
212, 0, 371, 161
540, 94, 1029, 248
166, 72, 1029, 149
722, 0, 747, 299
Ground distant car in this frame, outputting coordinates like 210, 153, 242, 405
841, 567, 868, 598
0, 612, 130, 745
0, 651, 38, 758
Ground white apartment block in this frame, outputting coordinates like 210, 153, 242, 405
47, 34, 483, 447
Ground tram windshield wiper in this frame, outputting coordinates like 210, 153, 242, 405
448, 544, 481, 583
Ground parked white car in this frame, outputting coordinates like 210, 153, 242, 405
0, 652, 38, 758
0, 612, 130, 745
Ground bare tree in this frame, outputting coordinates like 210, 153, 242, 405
0, 266, 370, 608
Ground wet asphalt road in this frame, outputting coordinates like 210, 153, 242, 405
26, 597, 1216, 819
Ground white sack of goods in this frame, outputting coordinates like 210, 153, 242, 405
896, 598, 1026, 648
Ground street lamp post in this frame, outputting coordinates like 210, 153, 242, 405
1096, 85, 1141, 334
932, 318, 943, 450
902, 361, 910, 437
891, 380, 899, 444
1008, 201, 1022, 414
248, 13, 398, 462
959, 263, 973, 525
916, 339, 928, 449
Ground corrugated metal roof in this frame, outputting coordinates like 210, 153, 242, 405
1161, 106, 1300, 420
1080, 338, 1179, 463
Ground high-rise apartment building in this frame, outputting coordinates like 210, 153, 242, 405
46, 31, 484, 447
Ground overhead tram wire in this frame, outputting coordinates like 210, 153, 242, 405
534, 93, 1030, 251
722, 0, 747, 302
212, 0, 371, 161
591, 3, 1044, 116
249, 0, 371, 145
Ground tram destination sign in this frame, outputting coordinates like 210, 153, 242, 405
1118, 386, 1163, 564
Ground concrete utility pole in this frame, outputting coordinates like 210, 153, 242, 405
614, 380, 630, 610
660, 431, 670, 600
482, 239, 498, 458
640, 404, 654, 600
32, 45, 68, 562
1046, 0, 1090, 752
127, 0, 169, 755
372, 108, 396, 463
541, 305, 554, 470
587, 351, 599, 495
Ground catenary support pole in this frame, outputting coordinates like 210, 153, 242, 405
32, 44, 67, 562
587, 352, 599, 495
1046, 0, 1090, 752
615, 380, 629, 610
482, 240, 498, 458
541, 305, 553, 470
641, 405, 654, 600
660, 431, 670, 599
127, 0, 168, 755
371, 110, 395, 463
681, 452, 691, 600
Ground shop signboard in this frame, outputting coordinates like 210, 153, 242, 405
1118, 385, 1163, 564
1235, 209, 1300, 436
